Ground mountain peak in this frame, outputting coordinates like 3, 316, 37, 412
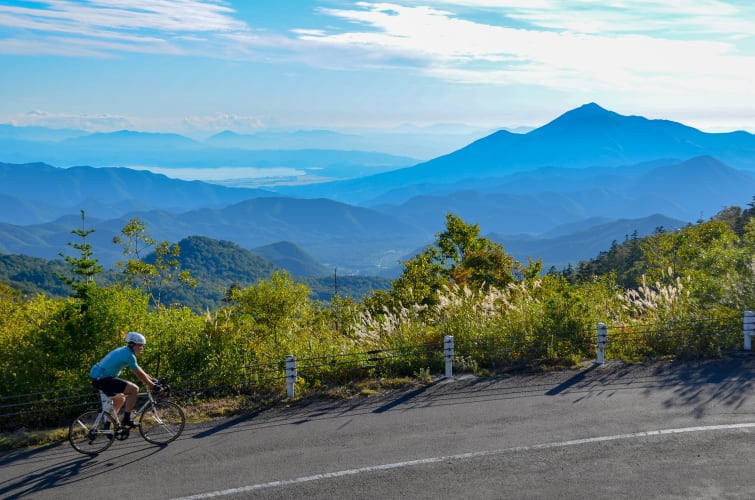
573, 102, 609, 114
209, 130, 239, 139
535, 102, 619, 132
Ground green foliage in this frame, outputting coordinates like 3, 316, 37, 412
228, 271, 314, 349
639, 220, 741, 311
571, 230, 647, 288
0, 284, 57, 395
141, 304, 208, 378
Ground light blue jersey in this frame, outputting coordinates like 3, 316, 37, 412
89, 346, 139, 379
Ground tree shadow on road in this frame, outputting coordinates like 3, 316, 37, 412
645, 355, 755, 415
540, 355, 755, 416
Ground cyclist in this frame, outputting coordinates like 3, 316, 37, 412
89, 332, 160, 428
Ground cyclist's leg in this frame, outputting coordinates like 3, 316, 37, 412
112, 394, 126, 414
122, 381, 139, 413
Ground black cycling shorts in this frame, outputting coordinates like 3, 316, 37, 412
92, 377, 128, 396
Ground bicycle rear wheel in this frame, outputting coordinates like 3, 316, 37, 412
138, 401, 185, 445
69, 409, 115, 455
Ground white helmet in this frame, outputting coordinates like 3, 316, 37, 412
125, 331, 146, 345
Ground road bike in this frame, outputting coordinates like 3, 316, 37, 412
68, 381, 185, 455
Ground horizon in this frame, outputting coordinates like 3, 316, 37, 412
1, 1, 754, 141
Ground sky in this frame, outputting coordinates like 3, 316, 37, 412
1, 0, 755, 140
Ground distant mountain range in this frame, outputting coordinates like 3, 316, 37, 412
1, 103, 754, 279
0, 129, 418, 188
276, 103, 755, 204
0, 162, 272, 224
251, 241, 330, 277
0, 122, 494, 163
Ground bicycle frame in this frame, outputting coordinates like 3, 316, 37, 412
98, 388, 163, 425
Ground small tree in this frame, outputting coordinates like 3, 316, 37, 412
113, 217, 196, 308
229, 270, 312, 348
388, 213, 531, 308
56, 210, 103, 300
640, 219, 739, 307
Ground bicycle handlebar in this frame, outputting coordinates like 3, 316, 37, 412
150, 383, 170, 400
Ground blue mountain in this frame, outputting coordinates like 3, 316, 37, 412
276, 103, 755, 205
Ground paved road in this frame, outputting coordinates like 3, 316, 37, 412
4, 357, 755, 499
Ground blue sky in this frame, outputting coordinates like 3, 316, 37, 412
1, 0, 754, 138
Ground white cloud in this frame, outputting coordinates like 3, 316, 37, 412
405, 0, 752, 37
181, 113, 268, 134
7, 0, 754, 93
2, 109, 279, 136
0, 0, 246, 32
295, 1, 755, 99
0, 0, 250, 56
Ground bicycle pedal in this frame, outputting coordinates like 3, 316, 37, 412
114, 427, 131, 440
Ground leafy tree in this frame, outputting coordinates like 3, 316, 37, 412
639, 219, 739, 306
720, 216, 755, 311
573, 229, 647, 289
385, 213, 532, 308
229, 270, 313, 347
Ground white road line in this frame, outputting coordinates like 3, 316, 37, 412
172, 422, 755, 499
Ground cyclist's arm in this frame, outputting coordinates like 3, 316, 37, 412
132, 366, 157, 390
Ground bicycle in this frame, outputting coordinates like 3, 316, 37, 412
68, 380, 186, 455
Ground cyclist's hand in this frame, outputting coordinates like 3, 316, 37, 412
152, 384, 162, 393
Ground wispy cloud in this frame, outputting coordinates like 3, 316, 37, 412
401, 0, 752, 37
181, 113, 268, 134
8, 110, 134, 130
0, 0, 249, 56
5, 0, 753, 91
295, 1, 755, 97
6, 109, 273, 135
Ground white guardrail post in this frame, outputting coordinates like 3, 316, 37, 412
744, 311, 755, 351
444, 335, 454, 378
285, 354, 297, 398
597, 322, 608, 365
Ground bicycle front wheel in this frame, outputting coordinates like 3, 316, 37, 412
138, 401, 185, 445
69, 409, 114, 455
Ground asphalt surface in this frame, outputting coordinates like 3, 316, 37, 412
4, 356, 755, 499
